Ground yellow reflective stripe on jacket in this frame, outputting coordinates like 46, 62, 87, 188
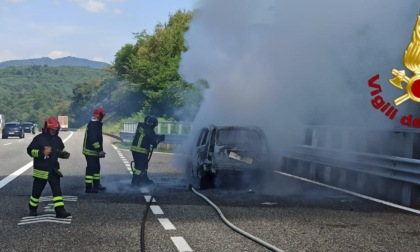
33, 169, 49, 179
130, 146, 149, 154
83, 148, 99, 156
92, 142, 100, 149
130, 127, 149, 154
31, 149, 40, 158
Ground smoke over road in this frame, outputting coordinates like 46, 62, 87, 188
179, 0, 420, 152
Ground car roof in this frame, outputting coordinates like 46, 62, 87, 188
22, 122, 33, 124
206, 124, 264, 132
5, 122, 21, 125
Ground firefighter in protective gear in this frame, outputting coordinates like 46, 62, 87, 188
27, 117, 71, 218
83, 107, 107, 193
130, 115, 165, 186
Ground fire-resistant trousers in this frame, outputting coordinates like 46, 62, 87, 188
131, 152, 149, 174
29, 171, 63, 208
84, 155, 101, 188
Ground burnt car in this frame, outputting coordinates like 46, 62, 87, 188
2, 122, 25, 139
189, 125, 271, 189
22, 122, 35, 134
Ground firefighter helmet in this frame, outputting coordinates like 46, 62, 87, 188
45, 117, 61, 130
144, 115, 158, 128
93, 107, 106, 121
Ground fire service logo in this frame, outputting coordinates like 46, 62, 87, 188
368, 14, 420, 127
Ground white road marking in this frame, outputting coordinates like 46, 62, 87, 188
39, 195, 78, 202
144, 195, 156, 203
275, 171, 420, 215
113, 145, 190, 251
19, 195, 77, 225
112, 144, 133, 174
158, 218, 176, 230
44, 203, 55, 212
171, 237, 193, 252
150, 205, 164, 215
3, 143, 11, 145
18, 214, 72, 225
0, 132, 73, 189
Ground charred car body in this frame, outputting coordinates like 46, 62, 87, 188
189, 125, 271, 189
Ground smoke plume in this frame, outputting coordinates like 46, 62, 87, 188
179, 0, 420, 153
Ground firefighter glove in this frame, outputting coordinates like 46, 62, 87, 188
158, 134, 165, 142
60, 151, 70, 159
99, 151, 106, 158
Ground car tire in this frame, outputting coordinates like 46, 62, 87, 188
2, 135, 7, 139
197, 165, 214, 190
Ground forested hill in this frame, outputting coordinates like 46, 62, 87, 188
0, 56, 109, 69
0, 65, 111, 124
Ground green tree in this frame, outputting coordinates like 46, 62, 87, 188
120, 10, 198, 119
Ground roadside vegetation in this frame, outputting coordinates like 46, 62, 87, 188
0, 10, 205, 137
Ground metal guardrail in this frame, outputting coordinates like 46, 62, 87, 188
281, 125, 420, 207
119, 131, 187, 144
120, 122, 190, 144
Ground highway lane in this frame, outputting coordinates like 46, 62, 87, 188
0, 133, 40, 188
1, 131, 420, 251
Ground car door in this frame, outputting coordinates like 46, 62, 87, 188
191, 127, 210, 171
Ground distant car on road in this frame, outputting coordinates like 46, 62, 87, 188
188, 125, 271, 189
22, 122, 35, 134
2, 122, 25, 139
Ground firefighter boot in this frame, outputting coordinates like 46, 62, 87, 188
140, 170, 154, 185
93, 180, 107, 191
29, 205, 37, 216
85, 183, 99, 193
131, 174, 141, 187
55, 206, 71, 218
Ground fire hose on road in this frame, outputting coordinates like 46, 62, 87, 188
189, 185, 284, 252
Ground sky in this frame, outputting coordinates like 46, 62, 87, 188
0, 0, 197, 64
180, 0, 420, 156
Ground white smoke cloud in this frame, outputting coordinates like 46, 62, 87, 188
180, 0, 420, 152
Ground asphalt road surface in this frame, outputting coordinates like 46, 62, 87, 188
0, 131, 419, 252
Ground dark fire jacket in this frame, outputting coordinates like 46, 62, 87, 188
130, 122, 160, 155
27, 131, 68, 179
82, 119, 103, 156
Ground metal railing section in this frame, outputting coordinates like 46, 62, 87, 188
120, 122, 191, 144
281, 125, 420, 207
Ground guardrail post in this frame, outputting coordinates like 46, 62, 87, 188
157, 123, 161, 134
377, 178, 386, 195
338, 170, 347, 187
309, 163, 316, 179
401, 183, 415, 207
297, 160, 305, 175
312, 128, 318, 147
402, 133, 414, 158
323, 166, 331, 183
356, 173, 366, 191
168, 123, 171, 134
179, 124, 183, 135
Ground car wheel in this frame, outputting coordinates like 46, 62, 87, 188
197, 165, 214, 190
2, 135, 7, 139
